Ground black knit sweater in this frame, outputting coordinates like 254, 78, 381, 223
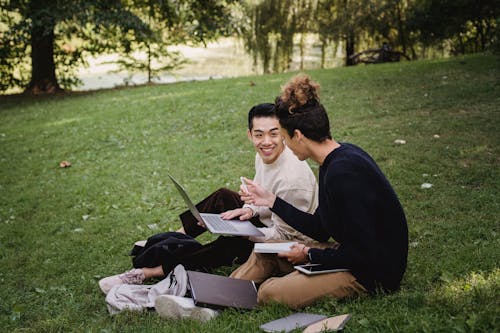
271, 143, 408, 293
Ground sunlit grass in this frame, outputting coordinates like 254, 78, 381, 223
0, 53, 498, 332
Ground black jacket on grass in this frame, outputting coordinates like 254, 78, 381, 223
271, 143, 408, 293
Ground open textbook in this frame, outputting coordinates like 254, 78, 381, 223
254, 242, 297, 253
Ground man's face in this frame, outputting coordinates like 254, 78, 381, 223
281, 128, 307, 161
248, 116, 285, 164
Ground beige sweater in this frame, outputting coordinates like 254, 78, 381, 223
244, 146, 318, 242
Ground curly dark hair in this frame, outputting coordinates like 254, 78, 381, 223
275, 74, 332, 142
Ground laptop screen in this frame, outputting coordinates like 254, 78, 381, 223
168, 174, 204, 223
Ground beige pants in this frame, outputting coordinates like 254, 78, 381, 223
230, 244, 367, 309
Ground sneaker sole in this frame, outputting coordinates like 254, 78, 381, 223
155, 296, 216, 322
155, 296, 189, 319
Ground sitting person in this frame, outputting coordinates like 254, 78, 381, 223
231, 74, 409, 308
99, 103, 318, 294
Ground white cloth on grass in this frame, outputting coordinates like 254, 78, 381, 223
105, 264, 188, 315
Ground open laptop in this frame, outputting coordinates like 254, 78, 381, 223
187, 270, 257, 310
168, 174, 264, 237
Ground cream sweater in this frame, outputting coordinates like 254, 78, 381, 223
244, 146, 318, 242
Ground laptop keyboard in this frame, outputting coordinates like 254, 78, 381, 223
204, 215, 239, 232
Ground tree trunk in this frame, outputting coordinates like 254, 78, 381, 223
345, 32, 355, 66
25, 7, 61, 94
395, 1, 407, 56
475, 20, 486, 51
147, 44, 152, 83
320, 39, 326, 69
299, 33, 305, 70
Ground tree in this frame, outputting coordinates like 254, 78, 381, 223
1, 0, 149, 94
317, 0, 379, 66
0, 0, 235, 94
407, 0, 500, 55
239, 0, 317, 74
239, 0, 288, 74
294, 0, 318, 71
114, 0, 235, 84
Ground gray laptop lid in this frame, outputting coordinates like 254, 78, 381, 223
168, 173, 204, 223
260, 313, 327, 332
187, 270, 257, 310
168, 174, 264, 237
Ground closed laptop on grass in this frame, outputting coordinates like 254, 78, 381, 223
168, 173, 264, 237
187, 270, 258, 310
260, 313, 352, 332
260, 313, 327, 332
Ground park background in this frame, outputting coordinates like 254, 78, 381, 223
1, 1, 499, 332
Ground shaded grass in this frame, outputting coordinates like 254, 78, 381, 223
0, 54, 499, 332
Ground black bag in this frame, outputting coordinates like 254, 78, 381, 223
131, 232, 202, 269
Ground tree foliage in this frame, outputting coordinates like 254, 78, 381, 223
1, 0, 498, 93
0, 0, 234, 94
408, 0, 500, 54
241, 0, 498, 71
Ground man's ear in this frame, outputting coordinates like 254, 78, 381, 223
247, 129, 252, 141
294, 129, 303, 141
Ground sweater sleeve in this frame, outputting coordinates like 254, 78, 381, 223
265, 186, 317, 241
271, 197, 328, 241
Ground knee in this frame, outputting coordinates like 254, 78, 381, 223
214, 188, 233, 197
257, 279, 283, 305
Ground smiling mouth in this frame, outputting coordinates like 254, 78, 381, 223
260, 147, 274, 156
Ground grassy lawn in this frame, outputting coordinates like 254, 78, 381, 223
0, 53, 499, 332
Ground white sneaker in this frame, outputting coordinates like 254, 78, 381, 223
155, 295, 218, 322
98, 268, 145, 295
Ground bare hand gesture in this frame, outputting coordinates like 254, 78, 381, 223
239, 177, 276, 208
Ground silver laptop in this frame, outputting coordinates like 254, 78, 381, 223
168, 174, 264, 237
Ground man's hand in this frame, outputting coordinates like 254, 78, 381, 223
239, 177, 276, 208
220, 207, 254, 221
278, 243, 310, 264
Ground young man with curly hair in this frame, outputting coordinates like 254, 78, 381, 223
232, 75, 408, 308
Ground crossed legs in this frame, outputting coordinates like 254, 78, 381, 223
230, 251, 367, 309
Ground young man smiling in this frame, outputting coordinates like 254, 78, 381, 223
99, 103, 318, 299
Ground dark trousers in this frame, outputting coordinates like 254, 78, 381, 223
162, 188, 264, 274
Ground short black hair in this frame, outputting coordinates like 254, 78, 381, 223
275, 96, 332, 142
248, 103, 277, 130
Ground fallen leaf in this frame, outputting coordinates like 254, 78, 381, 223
59, 160, 71, 168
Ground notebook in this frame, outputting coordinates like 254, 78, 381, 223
254, 242, 297, 253
168, 174, 264, 237
187, 270, 258, 310
294, 264, 350, 275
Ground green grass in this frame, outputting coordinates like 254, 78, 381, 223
1, 53, 499, 332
